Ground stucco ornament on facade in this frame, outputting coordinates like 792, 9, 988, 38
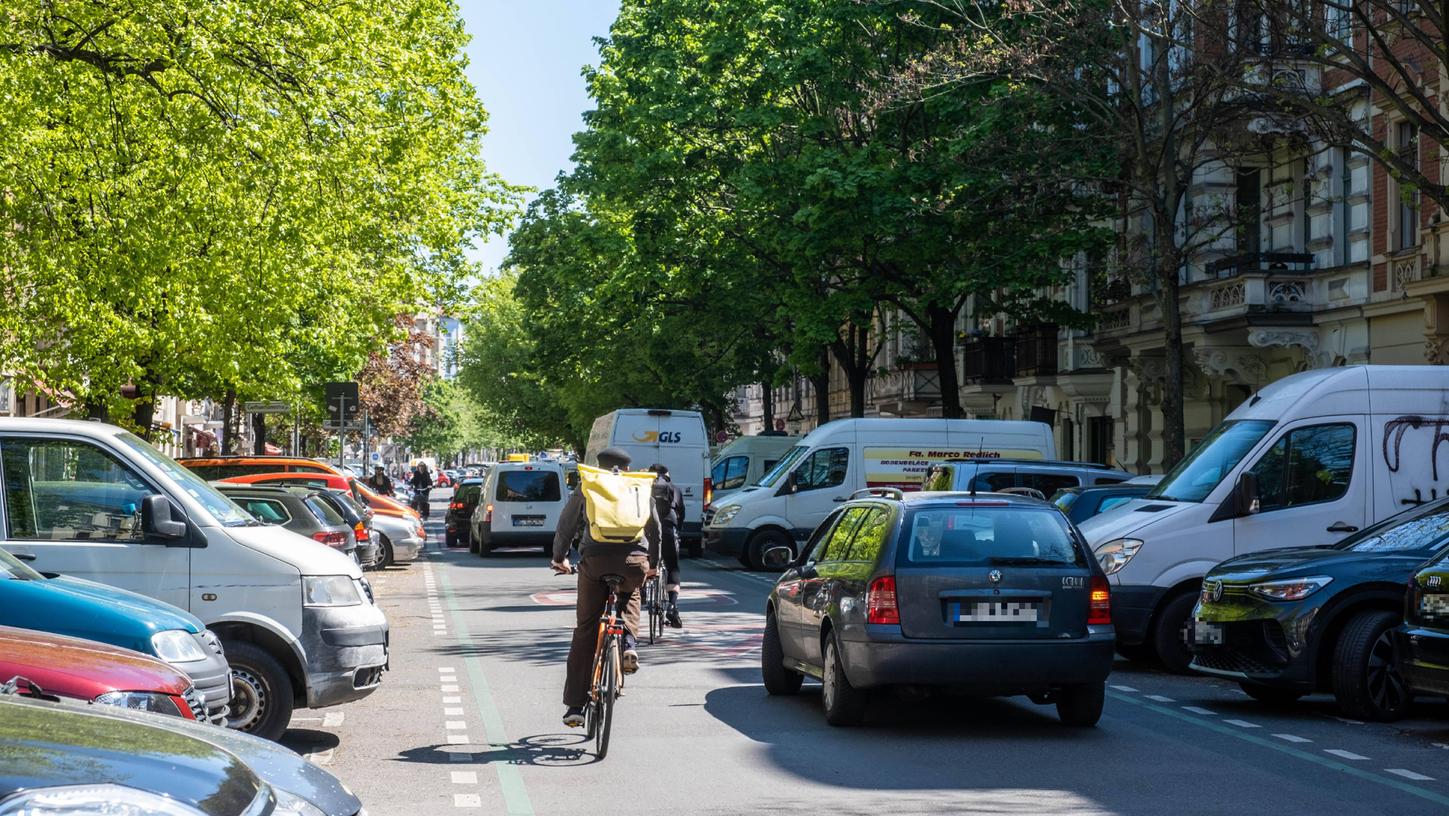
1192, 346, 1268, 385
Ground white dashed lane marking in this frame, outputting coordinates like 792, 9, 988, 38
1110, 685, 1138, 693
446, 720, 467, 730
1325, 749, 1369, 761
1224, 719, 1261, 729
446, 734, 470, 745
1386, 769, 1435, 782
322, 711, 345, 728
451, 771, 479, 785
1146, 695, 1174, 703
1273, 734, 1313, 744
1182, 706, 1216, 716
445, 707, 465, 716
454, 793, 482, 808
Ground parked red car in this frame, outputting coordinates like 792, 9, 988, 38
0, 626, 204, 720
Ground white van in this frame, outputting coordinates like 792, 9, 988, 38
586, 409, 710, 554
709, 434, 799, 507
1080, 365, 1449, 673
704, 417, 1054, 568
472, 460, 569, 556
0, 418, 387, 740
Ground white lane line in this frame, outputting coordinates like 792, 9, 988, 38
304, 749, 334, 765
445, 707, 465, 716
453, 793, 482, 808
443, 696, 462, 704
322, 712, 345, 727
451, 771, 479, 785
1182, 706, 1216, 716
438, 666, 456, 674
1146, 695, 1175, 703
1273, 734, 1312, 744
446, 734, 470, 745
441, 684, 460, 692
446, 720, 467, 730
1223, 719, 1261, 729
448, 752, 472, 762
1386, 769, 1434, 781
1325, 749, 1369, 761
1110, 685, 1138, 693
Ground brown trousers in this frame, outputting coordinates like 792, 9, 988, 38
563, 550, 649, 707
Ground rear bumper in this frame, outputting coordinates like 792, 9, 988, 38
840, 625, 1115, 691
480, 525, 555, 549
1396, 625, 1449, 697
390, 535, 423, 561
1110, 584, 1165, 645
301, 605, 389, 709
704, 526, 750, 556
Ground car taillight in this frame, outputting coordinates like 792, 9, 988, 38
353, 522, 368, 544
484, 504, 493, 524
1088, 575, 1112, 625
312, 531, 348, 550
703, 477, 713, 508
866, 575, 900, 625
450, 502, 465, 511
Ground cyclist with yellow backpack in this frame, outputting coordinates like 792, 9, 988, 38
551, 447, 660, 728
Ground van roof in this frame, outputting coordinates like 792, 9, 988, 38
0, 417, 126, 436
600, 408, 704, 418
1226, 365, 1449, 422
796, 417, 1050, 444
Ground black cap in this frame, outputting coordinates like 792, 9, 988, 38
649, 463, 669, 475
597, 447, 632, 469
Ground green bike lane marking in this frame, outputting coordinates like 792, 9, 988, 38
1108, 691, 1449, 808
437, 560, 537, 816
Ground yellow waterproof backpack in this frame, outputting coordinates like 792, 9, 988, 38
577, 464, 655, 543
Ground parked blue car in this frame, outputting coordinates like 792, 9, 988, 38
0, 546, 231, 723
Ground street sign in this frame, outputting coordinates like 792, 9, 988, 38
243, 400, 291, 414
322, 421, 364, 431
324, 382, 359, 424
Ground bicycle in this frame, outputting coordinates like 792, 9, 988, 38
411, 487, 431, 519
643, 561, 668, 645
581, 571, 627, 759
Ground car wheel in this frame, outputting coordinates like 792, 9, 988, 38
223, 641, 294, 742
747, 529, 794, 571
1332, 610, 1413, 721
1150, 592, 1197, 675
821, 636, 867, 726
1056, 682, 1105, 727
376, 535, 395, 569
445, 529, 458, 548
468, 531, 480, 555
1239, 681, 1304, 707
761, 612, 803, 696
1115, 642, 1158, 664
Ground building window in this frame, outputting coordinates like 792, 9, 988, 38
1395, 121, 1419, 251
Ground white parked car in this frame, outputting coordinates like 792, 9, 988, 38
472, 460, 569, 556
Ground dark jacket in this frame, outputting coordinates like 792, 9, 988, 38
553, 489, 661, 567
652, 476, 685, 541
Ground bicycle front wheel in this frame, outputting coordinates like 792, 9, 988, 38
595, 638, 618, 759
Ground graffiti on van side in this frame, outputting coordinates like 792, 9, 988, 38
1383, 416, 1449, 481
1400, 487, 1442, 508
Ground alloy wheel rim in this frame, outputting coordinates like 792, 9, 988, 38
227, 668, 267, 731
822, 644, 836, 708
1365, 630, 1408, 713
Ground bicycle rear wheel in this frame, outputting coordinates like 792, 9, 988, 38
647, 577, 663, 644
595, 638, 618, 758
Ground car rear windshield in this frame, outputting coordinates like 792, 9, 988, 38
305, 496, 345, 526
897, 506, 1085, 567
1339, 504, 1449, 554
458, 485, 482, 504
496, 470, 561, 502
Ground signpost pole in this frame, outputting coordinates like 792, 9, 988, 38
337, 394, 347, 468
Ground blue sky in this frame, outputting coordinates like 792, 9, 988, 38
457, 0, 622, 273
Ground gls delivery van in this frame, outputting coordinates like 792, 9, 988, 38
586, 409, 710, 554
705, 418, 1054, 568
0, 418, 388, 740
1080, 365, 1449, 673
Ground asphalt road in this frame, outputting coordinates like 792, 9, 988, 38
283, 493, 1449, 815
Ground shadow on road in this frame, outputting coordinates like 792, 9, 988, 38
397, 735, 601, 767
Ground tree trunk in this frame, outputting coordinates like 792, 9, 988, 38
131, 393, 155, 436
928, 305, 963, 419
252, 412, 267, 455
221, 390, 237, 454
762, 383, 775, 431
811, 348, 831, 426
1156, 258, 1186, 468
830, 322, 872, 418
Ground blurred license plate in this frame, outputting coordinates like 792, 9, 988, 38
952, 601, 1038, 623
1194, 620, 1225, 645
513, 516, 544, 527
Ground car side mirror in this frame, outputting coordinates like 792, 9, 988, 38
776, 473, 798, 497
142, 495, 189, 541
761, 546, 795, 570
1235, 472, 1260, 516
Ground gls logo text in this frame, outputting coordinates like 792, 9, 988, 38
633, 430, 683, 444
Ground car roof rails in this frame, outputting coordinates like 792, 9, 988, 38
849, 487, 905, 502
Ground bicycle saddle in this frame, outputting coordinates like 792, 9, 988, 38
600, 573, 626, 587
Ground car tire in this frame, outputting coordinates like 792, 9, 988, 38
1115, 642, 1158, 664
746, 529, 794, 571
1239, 681, 1304, 707
822, 636, 867, 726
1332, 610, 1413, 722
1056, 682, 1105, 727
223, 641, 294, 742
468, 531, 480, 555
1150, 592, 1197, 675
375, 535, 394, 569
761, 612, 803, 696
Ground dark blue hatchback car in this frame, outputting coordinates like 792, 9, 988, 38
761, 489, 1115, 726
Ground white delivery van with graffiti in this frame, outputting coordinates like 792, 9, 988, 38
1080, 365, 1449, 672
585, 408, 711, 553
703, 417, 1054, 568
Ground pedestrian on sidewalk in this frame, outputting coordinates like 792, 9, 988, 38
551, 447, 660, 728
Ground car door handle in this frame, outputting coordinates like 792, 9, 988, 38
1327, 522, 1359, 533
832, 496, 847, 503
10, 553, 36, 562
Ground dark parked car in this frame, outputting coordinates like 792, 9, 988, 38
761, 489, 1114, 726
1397, 552, 1449, 700
0, 693, 363, 815
1189, 497, 1449, 721
214, 483, 359, 563
448, 477, 484, 549
314, 488, 382, 569
1051, 484, 1154, 524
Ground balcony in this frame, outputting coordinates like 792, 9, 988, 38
1206, 252, 1314, 278
872, 362, 942, 416
961, 337, 1016, 385
1013, 324, 1060, 378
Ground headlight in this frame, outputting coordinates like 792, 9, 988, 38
1249, 576, 1333, 602
93, 690, 184, 718
0, 785, 205, 816
303, 575, 362, 607
711, 505, 741, 526
272, 789, 326, 816
150, 630, 209, 663
1094, 538, 1143, 576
